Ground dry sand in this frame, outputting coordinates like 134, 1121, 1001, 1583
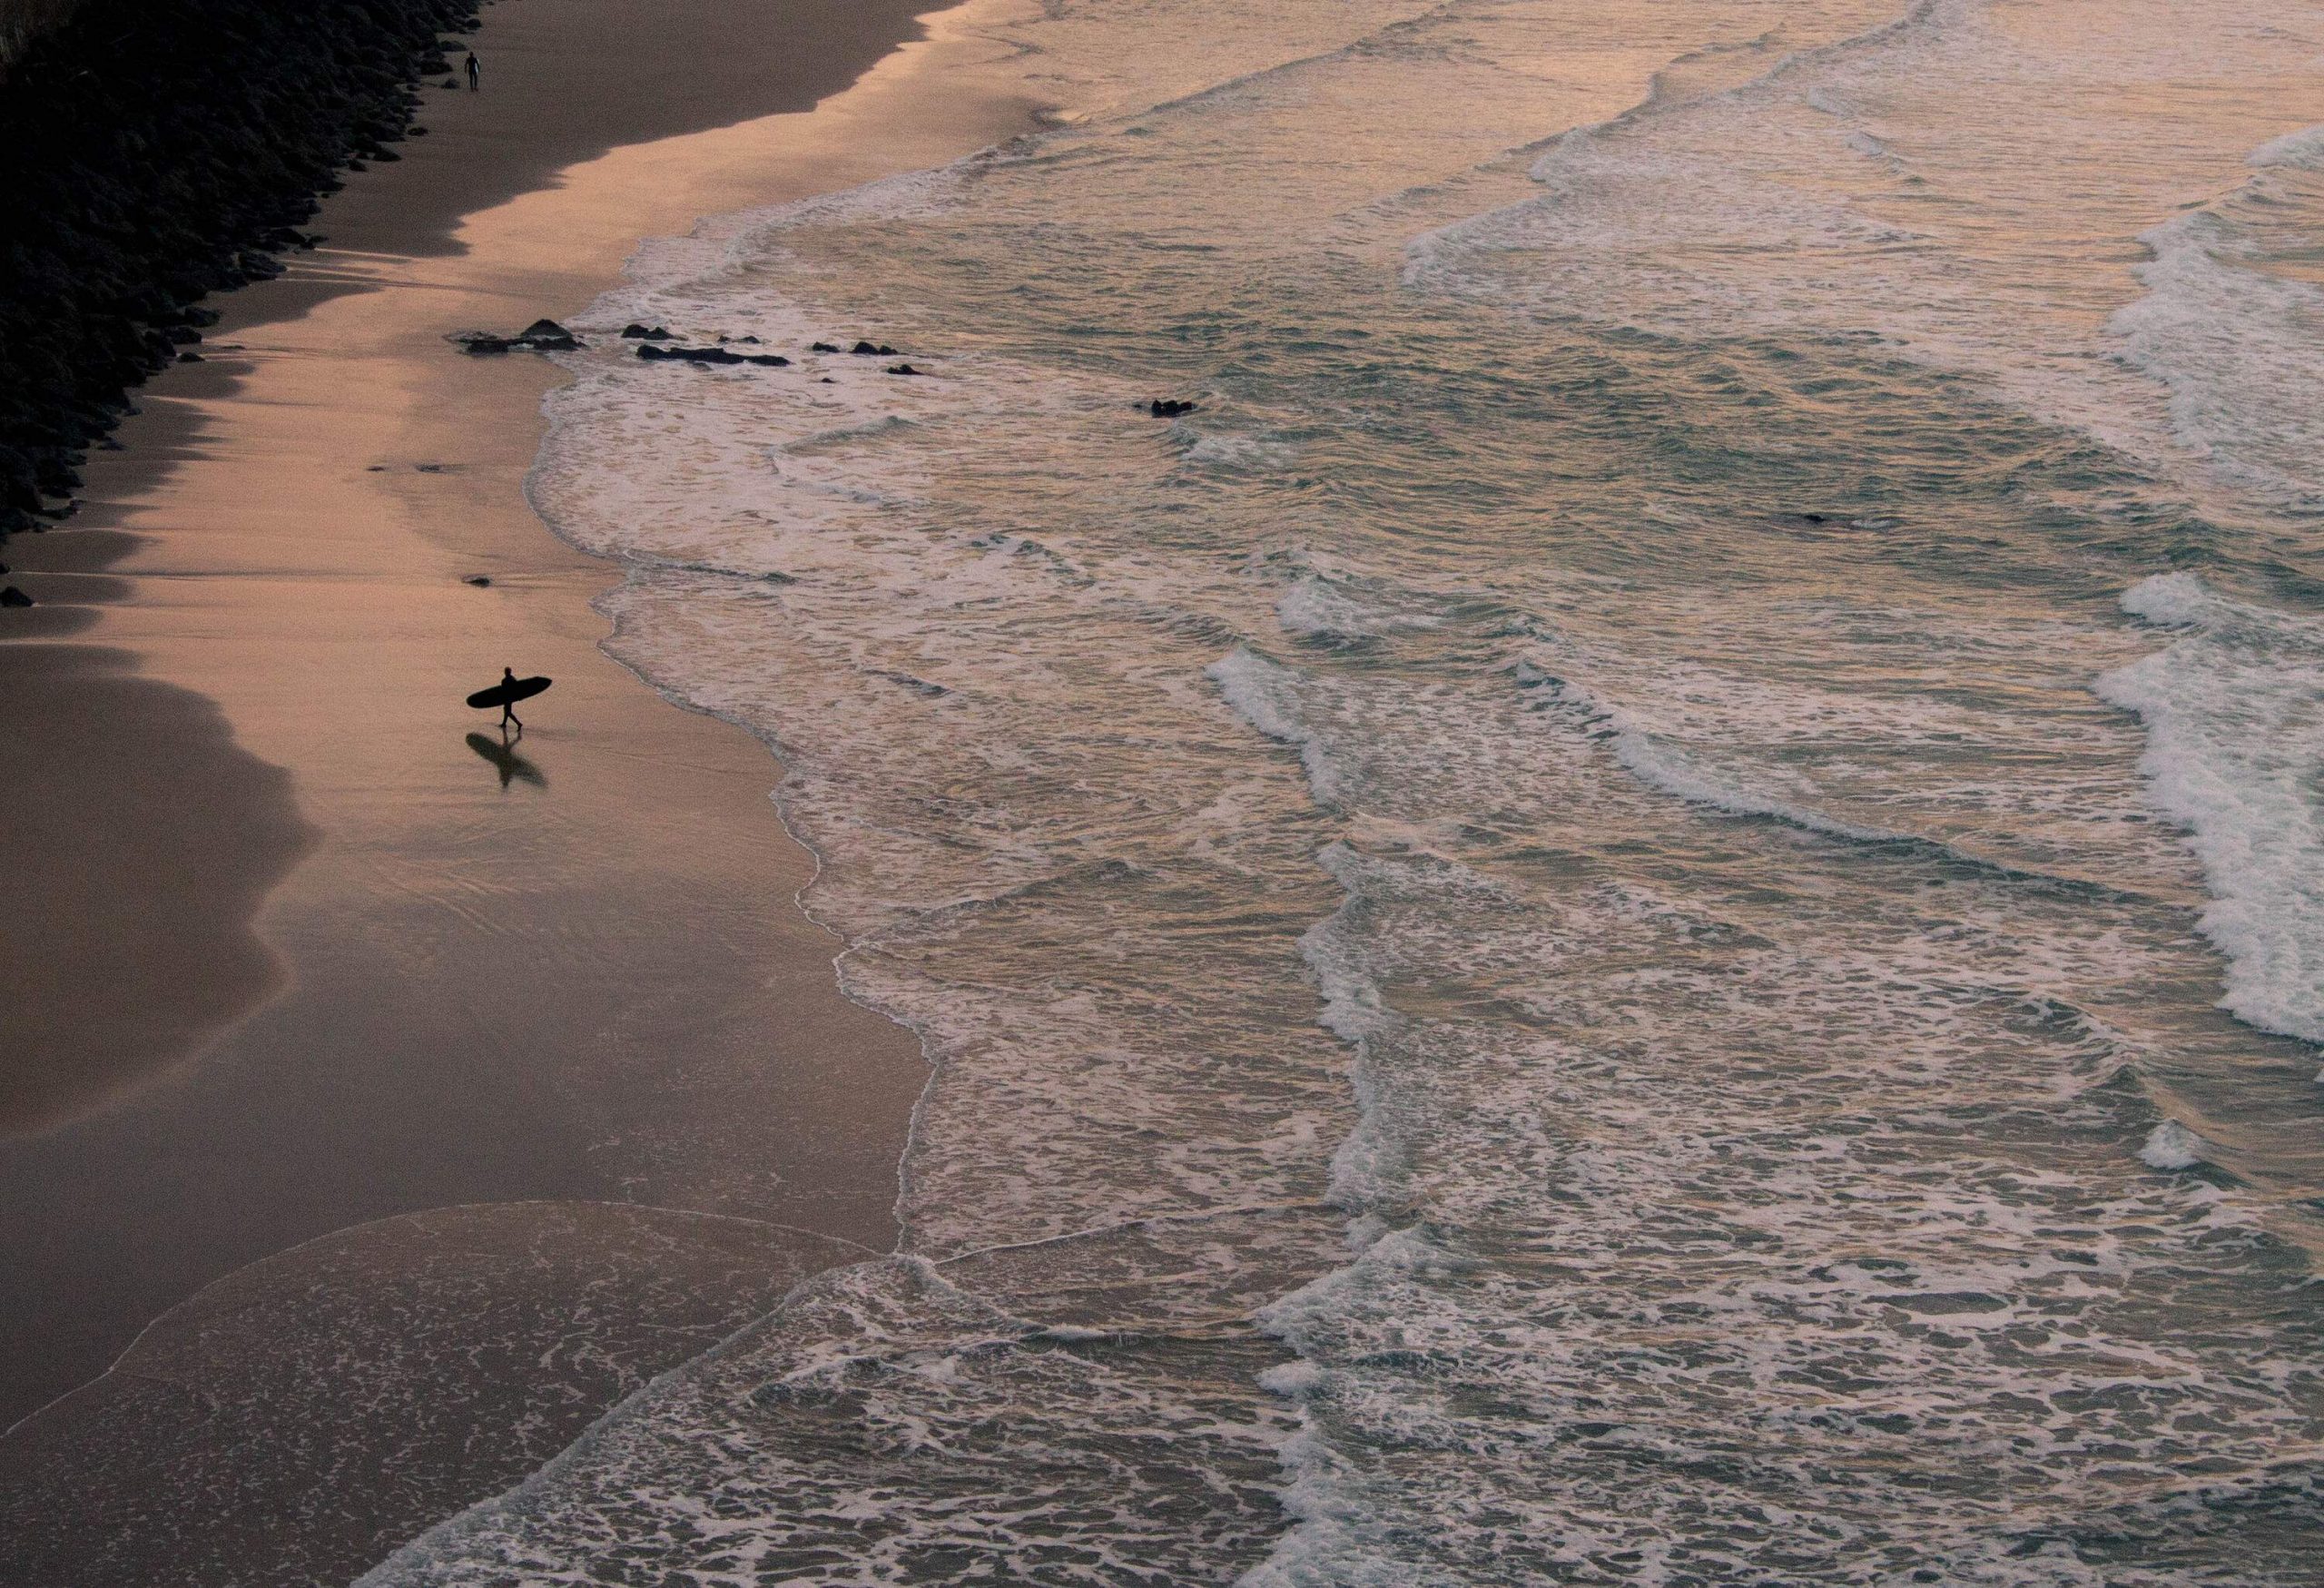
0, 0, 1036, 1579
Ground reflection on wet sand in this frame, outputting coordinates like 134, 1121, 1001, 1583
465, 728, 545, 790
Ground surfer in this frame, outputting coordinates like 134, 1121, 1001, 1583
466, 50, 481, 91
468, 667, 551, 727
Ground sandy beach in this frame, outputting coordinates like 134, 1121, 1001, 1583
0, 0, 1032, 1580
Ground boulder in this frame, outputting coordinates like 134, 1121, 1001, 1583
517, 319, 578, 350
1148, 399, 1197, 417
638, 344, 789, 368
851, 340, 899, 356
811, 341, 841, 353
885, 363, 923, 376
1, 586, 33, 607
620, 324, 674, 340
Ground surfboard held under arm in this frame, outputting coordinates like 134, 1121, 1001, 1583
467, 675, 553, 710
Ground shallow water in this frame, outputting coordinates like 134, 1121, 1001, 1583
374, 1, 2324, 1581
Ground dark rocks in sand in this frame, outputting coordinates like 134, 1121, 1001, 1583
851, 340, 899, 356
456, 321, 584, 356
811, 340, 842, 353
636, 343, 791, 369
1, 587, 34, 607
884, 363, 923, 376
620, 323, 674, 340
462, 575, 491, 587
441, 76, 460, 89
1148, 398, 1197, 417
177, 351, 205, 363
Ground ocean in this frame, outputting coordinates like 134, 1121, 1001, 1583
372, 0, 2324, 1580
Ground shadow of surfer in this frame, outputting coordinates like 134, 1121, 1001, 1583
466, 729, 546, 790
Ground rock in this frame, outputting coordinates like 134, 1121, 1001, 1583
463, 575, 491, 587
851, 340, 899, 356
0, 586, 33, 607
442, 78, 461, 89
1148, 399, 1197, 417
517, 319, 578, 350
637, 344, 790, 368
178, 351, 204, 363
458, 335, 515, 355
620, 324, 674, 340
818, 377, 836, 384
811, 341, 841, 353
737, 335, 762, 344
885, 363, 923, 376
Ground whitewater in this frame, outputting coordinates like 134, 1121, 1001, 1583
371, 0, 2324, 1581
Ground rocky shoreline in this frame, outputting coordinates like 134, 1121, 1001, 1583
0, 0, 485, 539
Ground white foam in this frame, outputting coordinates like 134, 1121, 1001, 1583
2099, 575, 2324, 1043
2139, 1119, 2206, 1171
2250, 123, 2324, 170
1207, 646, 1346, 805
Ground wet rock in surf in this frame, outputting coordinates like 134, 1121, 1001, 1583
1149, 398, 1197, 417
454, 321, 585, 356
620, 324, 673, 340
1, 586, 34, 607
637, 344, 790, 369
517, 319, 577, 350
850, 340, 899, 356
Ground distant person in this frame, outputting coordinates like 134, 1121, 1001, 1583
466, 51, 481, 91
466, 666, 551, 728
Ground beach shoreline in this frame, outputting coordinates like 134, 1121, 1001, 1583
0, 0, 1036, 1580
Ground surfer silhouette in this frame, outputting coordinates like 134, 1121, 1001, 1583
468, 666, 552, 730
466, 51, 480, 91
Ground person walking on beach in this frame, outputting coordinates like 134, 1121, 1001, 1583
496, 667, 523, 729
466, 50, 481, 91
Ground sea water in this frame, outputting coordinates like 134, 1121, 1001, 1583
370, 0, 2324, 1581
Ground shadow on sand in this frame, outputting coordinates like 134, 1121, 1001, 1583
466, 729, 545, 790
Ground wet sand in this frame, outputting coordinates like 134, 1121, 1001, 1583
0, 0, 1034, 1579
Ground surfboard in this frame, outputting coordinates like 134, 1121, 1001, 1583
466, 675, 553, 710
